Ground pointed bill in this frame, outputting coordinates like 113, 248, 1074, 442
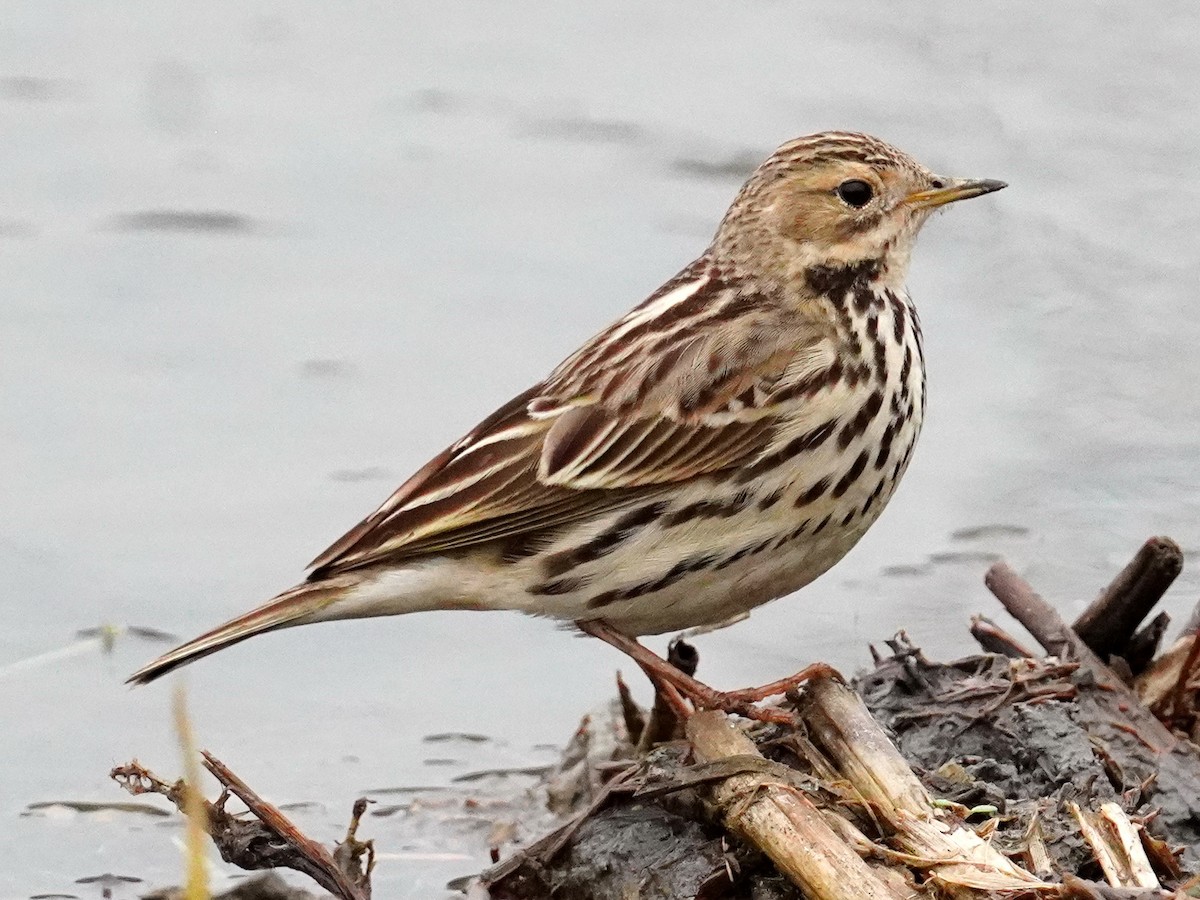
905, 178, 1007, 210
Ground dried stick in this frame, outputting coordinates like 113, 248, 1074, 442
984, 563, 1073, 658
1124, 612, 1171, 677
986, 562, 1177, 742
686, 710, 907, 900
970, 614, 1037, 658
111, 754, 372, 900
1136, 603, 1200, 739
1068, 802, 1159, 889
793, 676, 1050, 894
1072, 537, 1183, 661
985, 562, 1200, 821
792, 676, 930, 818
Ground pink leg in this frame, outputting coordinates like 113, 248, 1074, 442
577, 619, 836, 725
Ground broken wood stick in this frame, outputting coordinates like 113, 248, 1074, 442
111, 754, 373, 900
1072, 537, 1183, 663
686, 709, 908, 900
1069, 801, 1160, 890
1136, 599, 1200, 741
970, 614, 1037, 659
985, 561, 1200, 857
986, 562, 1184, 749
793, 675, 1050, 894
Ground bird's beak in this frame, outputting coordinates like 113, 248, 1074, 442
905, 178, 1007, 210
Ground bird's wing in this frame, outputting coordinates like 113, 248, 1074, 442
308, 262, 836, 575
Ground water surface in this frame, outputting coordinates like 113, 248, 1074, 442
3, 3, 1199, 897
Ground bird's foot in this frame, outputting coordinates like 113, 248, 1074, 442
577, 618, 836, 726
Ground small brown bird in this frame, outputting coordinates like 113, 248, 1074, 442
130, 132, 1003, 714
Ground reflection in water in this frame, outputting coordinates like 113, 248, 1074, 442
2, 2, 1199, 897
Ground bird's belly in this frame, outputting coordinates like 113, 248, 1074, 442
503, 426, 916, 635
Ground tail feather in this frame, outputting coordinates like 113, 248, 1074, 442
126, 577, 357, 686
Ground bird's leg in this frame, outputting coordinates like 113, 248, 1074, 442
577, 619, 830, 725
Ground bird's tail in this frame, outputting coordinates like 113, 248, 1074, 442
126, 575, 359, 686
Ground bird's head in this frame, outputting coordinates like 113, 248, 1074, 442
713, 131, 1005, 288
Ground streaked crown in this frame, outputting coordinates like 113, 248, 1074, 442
712, 131, 1004, 289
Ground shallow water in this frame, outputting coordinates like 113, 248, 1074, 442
3, 2, 1199, 897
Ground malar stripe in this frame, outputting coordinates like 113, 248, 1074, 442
853, 287, 879, 316
804, 259, 881, 297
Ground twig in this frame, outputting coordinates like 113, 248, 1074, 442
1072, 537, 1183, 662
614, 670, 646, 744
1124, 612, 1170, 677
1135, 600, 1200, 735
970, 614, 1037, 658
110, 754, 371, 900
986, 561, 1200, 821
984, 563, 1072, 658
477, 763, 638, 888
1171, 633, 1200, 724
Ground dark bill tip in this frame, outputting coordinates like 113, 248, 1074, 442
906, 177, 1007, 209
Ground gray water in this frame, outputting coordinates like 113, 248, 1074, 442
3, 3, 1199, 897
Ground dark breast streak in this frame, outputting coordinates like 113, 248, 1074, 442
528, 262, 923, 612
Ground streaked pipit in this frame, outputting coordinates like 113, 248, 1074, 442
130, 132, 1004, 718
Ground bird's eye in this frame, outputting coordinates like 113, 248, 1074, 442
836, 179, 874, 208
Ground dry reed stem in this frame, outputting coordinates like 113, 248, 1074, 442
794, 675, 1051, 894
173, 685, 210, 900
1069, 802, 1160, 890
686, 709, 910, 900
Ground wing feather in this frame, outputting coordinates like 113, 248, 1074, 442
308, 259, 836, 577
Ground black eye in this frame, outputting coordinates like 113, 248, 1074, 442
930, 178, 946, 189
836, 179, 874, 208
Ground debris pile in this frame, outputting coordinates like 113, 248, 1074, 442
113, 537, 1200, 899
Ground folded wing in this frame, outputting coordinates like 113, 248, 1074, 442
308, 261, 835, 576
